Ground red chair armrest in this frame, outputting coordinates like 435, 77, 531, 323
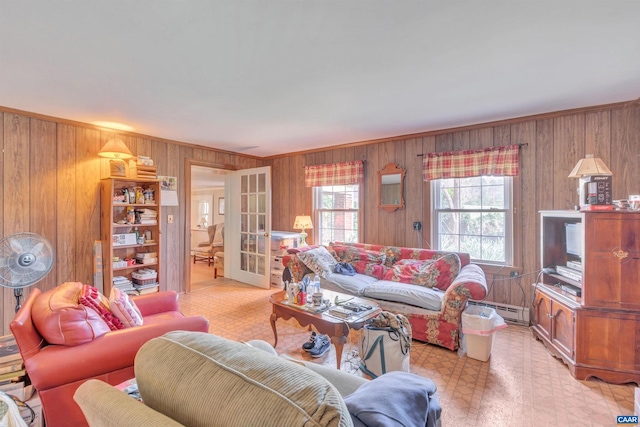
132, 291, 179, 316
25, 314, 209, 391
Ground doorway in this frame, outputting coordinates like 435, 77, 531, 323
188, 164, 228, 292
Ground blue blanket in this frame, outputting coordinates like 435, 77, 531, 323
335, 262, 357, 276
344, 371, 441, 427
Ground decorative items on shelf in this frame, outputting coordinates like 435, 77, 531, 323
613, 195, 640, 211
117, 186, 156, 205
134, 156, 157, 178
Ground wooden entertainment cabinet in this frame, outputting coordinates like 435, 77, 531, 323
533, 210, 640, 385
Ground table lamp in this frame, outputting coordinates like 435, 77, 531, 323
293, 215, 313, 246
568, 154, 613, 209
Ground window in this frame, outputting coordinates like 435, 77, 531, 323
313, 184, 359, 246
432, 176, 513, 265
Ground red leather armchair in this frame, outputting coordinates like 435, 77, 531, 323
10, 286, 209, 427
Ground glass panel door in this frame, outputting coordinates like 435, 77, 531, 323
227, 166, 271, 288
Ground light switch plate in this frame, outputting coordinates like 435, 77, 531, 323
167, 215, 174, 223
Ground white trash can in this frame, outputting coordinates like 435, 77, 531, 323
461, 306, 507, 361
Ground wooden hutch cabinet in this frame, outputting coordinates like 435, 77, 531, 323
532, 210, 640, 385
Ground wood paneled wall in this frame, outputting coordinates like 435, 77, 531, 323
269, 101, 640, 312
0, 108, 264, 335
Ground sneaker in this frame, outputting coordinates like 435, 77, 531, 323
302, 332, 318, 352
309, 335, 331, 358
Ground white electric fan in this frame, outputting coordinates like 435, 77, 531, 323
0, 232, 55, 312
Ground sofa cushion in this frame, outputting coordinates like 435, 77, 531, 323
297, 245, 339, 278
361, 281, 443, 311
79, 285, 124, 331
135, 331, 352, 427
109, 287, 143, 328
344, 371, 441, 427
31, 282, 112, 346
383, 253, 461, 291
322, 273, 378, 295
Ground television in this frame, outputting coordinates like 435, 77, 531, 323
565, 223, 582, 258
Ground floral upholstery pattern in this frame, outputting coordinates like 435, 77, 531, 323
383, 254, 461, 290
330, 245, 385, 264
352, 260, 389, 280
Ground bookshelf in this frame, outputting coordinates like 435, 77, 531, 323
101, 178, 161, 296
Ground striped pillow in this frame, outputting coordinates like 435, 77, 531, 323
78, 285, 124, 330
109, 287, 143, 328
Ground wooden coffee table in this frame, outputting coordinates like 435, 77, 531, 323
269, 290, 380, 369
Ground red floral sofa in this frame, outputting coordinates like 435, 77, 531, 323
283, 242, 487, 351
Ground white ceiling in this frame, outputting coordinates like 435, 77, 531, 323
191, 165, 226, 189
1, 1, 639, 157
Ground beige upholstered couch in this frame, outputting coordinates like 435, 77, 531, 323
74, 332, 441, 427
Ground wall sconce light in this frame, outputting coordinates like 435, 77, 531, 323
98, 139, 133, 159
568, 154, 613, 209
293, 215, 313, 246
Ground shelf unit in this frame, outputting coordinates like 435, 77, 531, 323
101, 178, 161, 296
533, 210, 640, 385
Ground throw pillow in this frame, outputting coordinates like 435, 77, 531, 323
352, 260, 389, 280
383, 253, 461, 290
31, 282, 112, 346
296, 246, 338, 278
331, 245, 385, 265
78, 285, 124, 331
344, 371, 441, 427
109, 287, 144, 328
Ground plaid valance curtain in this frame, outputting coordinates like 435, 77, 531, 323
422, 144, 519, 181
304, 160, 364, 187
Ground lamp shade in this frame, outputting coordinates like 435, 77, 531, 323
293, 215, 313, 230
98, 139, 134, 159
568, 154, 612, 178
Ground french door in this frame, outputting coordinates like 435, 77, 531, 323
226, 166, 271, 288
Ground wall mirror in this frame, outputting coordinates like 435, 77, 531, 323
378, 163, 405, 212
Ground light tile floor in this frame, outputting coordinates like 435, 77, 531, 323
179, 279, 636, 427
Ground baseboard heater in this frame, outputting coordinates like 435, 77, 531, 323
467, 300, 530, 326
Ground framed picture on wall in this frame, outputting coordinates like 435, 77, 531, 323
218, 197, 225, 215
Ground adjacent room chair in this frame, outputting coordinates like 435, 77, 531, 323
214, 251, 224, 278
10, 284, 209, 427
192, 223, 224, 266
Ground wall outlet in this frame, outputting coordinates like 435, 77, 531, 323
413, 221, 421, 231
510, 271, 518, 278
167, 214, 174, 224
